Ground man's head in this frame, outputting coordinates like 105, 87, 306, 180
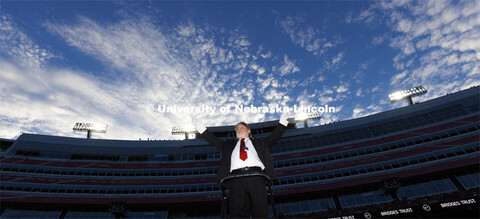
235, 122, 251, 139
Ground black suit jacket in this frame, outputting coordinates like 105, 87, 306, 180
200, 123, 287, 182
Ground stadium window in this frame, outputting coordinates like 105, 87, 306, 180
358, 168, 367, 174
211, 168, 217, 174
467, 126, 479, 132
354, 129, 364, 139
389, 144, 399, 150
298, 159, 306, 165
391, 162, 401, 168
383, 163, 393, 170
195, 153, 207, 160
289, 160, 297, 167
445, 151, 456, 157
358, 129, 369, 139
440, 133, 450, 139
414, 138, 423, 144
365, 148, 374, 154
465, 147, 475, 153
326, 172, 334, 179
457, 127, 469, 135
409, 158, 419, 165
456, 149, 466, 155
399, 160, 410, 167
15, 150, 40, 157
160, 187, 168, 193
190, 186, 198, 193
300, 202, 311, 212
204, 184, 213, 192
418, 157, 428, 163
303, 176, 312, 183
448, 130, 459, 137
306, 158, 313, 164
426, 155, 438, 161
333, 170, 342, 178
366, 166, 375, 172
435, 152, 447, 159
287, 177, 295, 184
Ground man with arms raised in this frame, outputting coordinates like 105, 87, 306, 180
194, 113, 290, 218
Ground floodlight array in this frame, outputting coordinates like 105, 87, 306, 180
294, 111, 321, 121
73, 123, 108, 133
171, 125, 196, 135
388, 86, 427, 103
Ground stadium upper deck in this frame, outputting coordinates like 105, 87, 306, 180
0, 86, 478, 218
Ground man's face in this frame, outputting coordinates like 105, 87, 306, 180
236, 124, 251, 139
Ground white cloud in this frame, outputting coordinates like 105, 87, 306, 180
352, 103, 383, 119
275, 55, 300, 76
177, 22, 196, 37
375, 0, 480, 98
323, 51, 345, 70
0, 12, 55, 68
334, 82, 349, 93
332, 52, 344, 66
356, 88, 363, 97
1, 12, 292, 140
279, 15, 335, 56
371, 33, 389, 45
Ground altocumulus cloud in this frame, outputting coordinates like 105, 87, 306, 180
1, 12, 297, 140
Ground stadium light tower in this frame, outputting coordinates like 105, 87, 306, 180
172, 124, 197, 139
294, 111, 321, 128
388, 86, 427, 106
73, 123, 108, 139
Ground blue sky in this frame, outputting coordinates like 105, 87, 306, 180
1, 0, 479, 140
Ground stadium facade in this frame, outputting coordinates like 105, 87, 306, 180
1, 86, 479, 218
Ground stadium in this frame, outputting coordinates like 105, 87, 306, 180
1, 86, 479, 219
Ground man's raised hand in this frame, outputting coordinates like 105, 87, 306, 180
192, 116, 207, 134
279, 111, 292, 126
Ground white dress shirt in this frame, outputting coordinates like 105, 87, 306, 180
230, 137, 265, 172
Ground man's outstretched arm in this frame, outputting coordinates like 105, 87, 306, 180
193, 117, 223, 150
264, 112, 291, 147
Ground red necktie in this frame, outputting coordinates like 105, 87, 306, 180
240, 138, 248, 161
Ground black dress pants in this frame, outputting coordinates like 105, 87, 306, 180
225, 175, 268, 218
